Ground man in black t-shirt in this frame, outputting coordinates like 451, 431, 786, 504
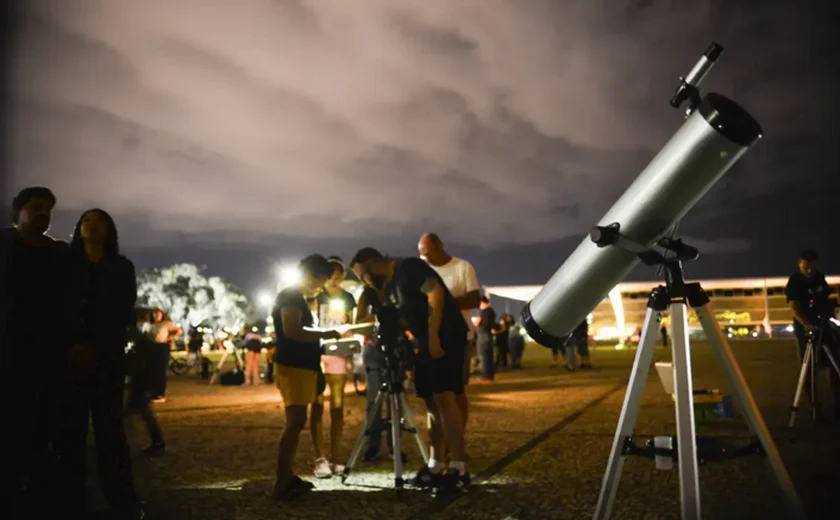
2, 187, 71, 515
269, 254, 341, 499
350, 247, 470, 496
784, 249, 839, 419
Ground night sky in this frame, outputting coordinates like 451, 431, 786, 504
3, 0, 838, 299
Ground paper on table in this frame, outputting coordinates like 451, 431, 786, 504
335, 323, 375, 334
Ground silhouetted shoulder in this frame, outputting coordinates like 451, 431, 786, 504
0, 228, 15, 247
399, 257, 434, 275
276, 287, 304, 309
116, 254, 136, 274
51, 238, 71, 257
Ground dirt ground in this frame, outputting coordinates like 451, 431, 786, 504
90, 340, 839, 519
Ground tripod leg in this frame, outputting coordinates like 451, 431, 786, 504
669, 303, 701, 520
208, 350, 229, 385
343, 390, 386, 481
810, 336, 818, 423
593, 308, 662, 520
820, 342, 840, 379
390, 393, 404, 490
695, 304, 806, 520
399, 392, 429, 464
789, 343, 813, 428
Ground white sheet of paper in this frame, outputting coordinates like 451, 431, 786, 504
335, 323, 375, 334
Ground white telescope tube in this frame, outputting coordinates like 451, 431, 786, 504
522, 93, 762, 347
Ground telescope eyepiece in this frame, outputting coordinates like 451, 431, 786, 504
704, 42, 724, 62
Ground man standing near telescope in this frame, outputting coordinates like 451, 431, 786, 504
418, 233, 480, 434
350, 247, 471, 495
784, 249, 840, 420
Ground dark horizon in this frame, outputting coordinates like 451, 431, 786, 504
8, 205, 835, 302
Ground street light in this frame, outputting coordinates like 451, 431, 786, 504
276, 264, 301, 289
257, 291, 273, 316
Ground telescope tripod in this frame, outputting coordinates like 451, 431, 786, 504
789, 322, 840, 427
590, 258, 804, 519
342, 365, 428, 495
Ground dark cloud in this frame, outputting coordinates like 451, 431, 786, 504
5, 0, 838, 290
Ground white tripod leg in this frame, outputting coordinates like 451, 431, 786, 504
819, 341, 840, 378
669, 302, 701, 520
789, 342, 813, 427
696, 304, 806, 520
390, 393, 405, 489
209, 349, 230, 385
593, 307, 663, 520
400, 392, 429, 463
343, 390, 386, 480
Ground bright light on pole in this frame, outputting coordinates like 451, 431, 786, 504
276, 264, 301, 289
257, 291, 273, 315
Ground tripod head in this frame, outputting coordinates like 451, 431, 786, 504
670, 43, 724, 116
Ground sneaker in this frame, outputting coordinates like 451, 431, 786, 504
329, 462, 345, 475
152, 396, 166, 404
433, 470, 471, 496
141, 442, 166, 456
408, 466, 443, 489
313, 458, 332, 478
113, 505, 145, 520
291, 475, 315, 491
271, 475, 313, 501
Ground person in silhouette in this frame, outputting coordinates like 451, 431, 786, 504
3, 187, 71, 517
57, 209, 144, 519
271, 254, 341, 500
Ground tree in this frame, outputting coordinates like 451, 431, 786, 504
136, 263, 256, 330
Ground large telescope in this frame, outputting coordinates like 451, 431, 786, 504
522, 43, 763, 347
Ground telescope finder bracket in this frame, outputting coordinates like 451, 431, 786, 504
589, 224, 701, 299
670, 42, 724, 116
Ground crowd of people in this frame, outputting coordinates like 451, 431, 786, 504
4, 185, 837, 517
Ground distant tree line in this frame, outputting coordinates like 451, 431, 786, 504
136, 263, 255, 331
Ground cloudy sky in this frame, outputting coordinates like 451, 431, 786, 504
4, 0, 838, 296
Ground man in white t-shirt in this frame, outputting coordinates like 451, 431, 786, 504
418, 233, 481, 439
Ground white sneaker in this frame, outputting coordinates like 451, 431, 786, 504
314, 458, 332, 479
330, 462, 345, 475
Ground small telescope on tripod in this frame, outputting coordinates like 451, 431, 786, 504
521, 43, 806, 520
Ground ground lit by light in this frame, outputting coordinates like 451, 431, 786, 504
174, 472, 524, 494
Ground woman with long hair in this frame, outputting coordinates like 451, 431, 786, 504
310, 257, 357, 477
271, 254, 341, 500
58, 208, 143, 519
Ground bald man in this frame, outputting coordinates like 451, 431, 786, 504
418, 233, 481, 435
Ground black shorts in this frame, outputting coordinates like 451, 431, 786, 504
414, 342, 466, 399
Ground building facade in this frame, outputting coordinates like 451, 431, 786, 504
486, 276, 840, 342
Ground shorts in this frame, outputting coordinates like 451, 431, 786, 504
275, 364, 318, 407
414, 342, 466, 399
315, 373, 347, 408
